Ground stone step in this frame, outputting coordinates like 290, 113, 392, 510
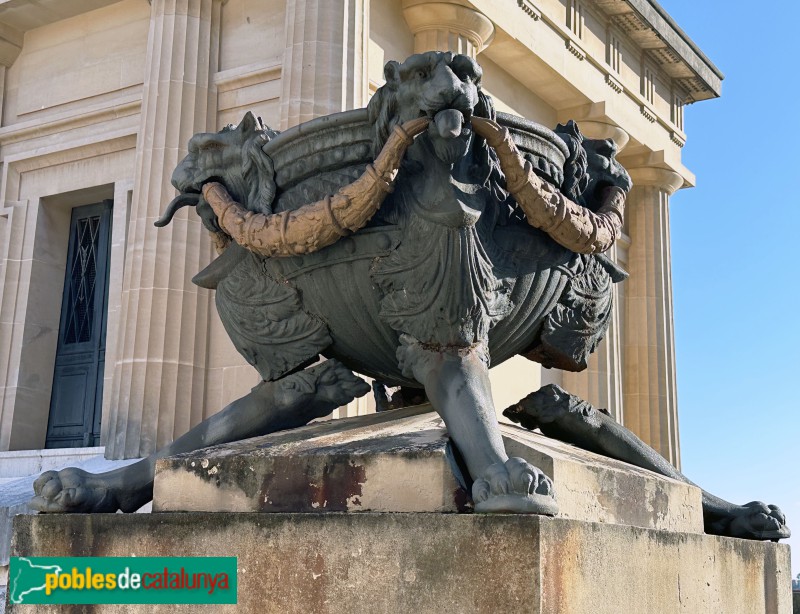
0, 447, 105, 479
153, 405, 704, 534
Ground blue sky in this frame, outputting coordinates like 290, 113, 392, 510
657, 0, 799, 577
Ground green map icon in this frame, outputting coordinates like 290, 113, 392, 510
9, 557, 63, 604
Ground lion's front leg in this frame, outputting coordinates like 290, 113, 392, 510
31, 360, 370, 514
397, 335, 558, 515
504, 384, 790, 540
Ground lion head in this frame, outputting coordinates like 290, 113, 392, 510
156, 112, 279, 229
555, 120, 632, 213
367, 51, 496, 167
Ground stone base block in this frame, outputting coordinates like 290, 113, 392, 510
8, 513, 792, 613
153, 405, 703, 534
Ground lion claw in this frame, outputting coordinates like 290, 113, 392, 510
710, 501, 791, 541
472, 458, 558, 515
30, 468, 120, 514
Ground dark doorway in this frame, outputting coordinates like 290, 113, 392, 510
45, 201, 113, 448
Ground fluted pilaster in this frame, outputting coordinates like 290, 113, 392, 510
621, 167, 684, 467
103, 0, 222, 459
279, 0, 368, 130
402, 1, 494, 58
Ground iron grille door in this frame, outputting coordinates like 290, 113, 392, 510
45, 200, 112, 448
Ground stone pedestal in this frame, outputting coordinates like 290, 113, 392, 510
8, 513, 792, 613
7, 408, 793, 613
152, 405, 703, 534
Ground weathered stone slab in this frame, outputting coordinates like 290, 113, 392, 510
8, 513, 792, 614
153, 405, 704, 534
500, 426, 702, 533
154, 406, 471, 514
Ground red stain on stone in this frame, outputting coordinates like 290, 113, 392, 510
260, 456, 366, 512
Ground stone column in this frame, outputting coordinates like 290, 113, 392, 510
279, 0, 368, 130
104, 0, 222, 459
402, 1, 494, 58
621, 167, 684, 467
559, 122, 628, 422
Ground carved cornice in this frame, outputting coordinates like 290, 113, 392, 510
592, 0, 722, 101
213, 61, 282, 92
669, 131, 686, 148
0, 93, 142, 146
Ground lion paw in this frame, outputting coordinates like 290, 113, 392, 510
710, 501, 791, 541
276, 360, 370, 419
472, 458, 558, 515
30, 468, 120, 514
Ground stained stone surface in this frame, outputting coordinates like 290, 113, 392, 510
154, 406, 470, 514
153, 405, 703, 534
8, 513, 791, 614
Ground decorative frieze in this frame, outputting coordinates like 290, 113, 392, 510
606, 73, 623, 93
517, 0, 541, 21
670, 131, 686, 148
566, 39, 586, 61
